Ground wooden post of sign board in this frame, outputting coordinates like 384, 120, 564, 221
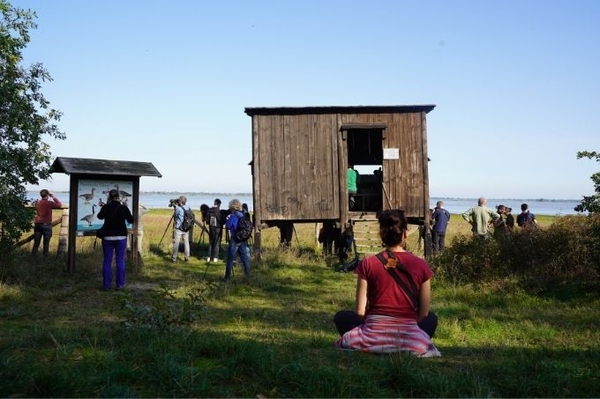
57, 208, 69, 257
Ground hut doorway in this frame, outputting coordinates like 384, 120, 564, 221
345, 128, 384, 213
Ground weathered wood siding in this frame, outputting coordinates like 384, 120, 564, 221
338, 112, 428, 219
253, 113, 339, 222
249, 106, 432, 225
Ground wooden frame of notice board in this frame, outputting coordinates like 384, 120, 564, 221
50, 157, 162, 272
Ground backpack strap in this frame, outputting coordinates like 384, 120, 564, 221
375, 250, 420, 310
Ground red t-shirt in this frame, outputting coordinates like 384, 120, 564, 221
34, 197, 62, 224
355, 251, 433, 320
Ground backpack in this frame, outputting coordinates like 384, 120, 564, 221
517, 212, 535, 227
234, 212, 253, 242
179, 207, 195, 232
207, 208, 220, 228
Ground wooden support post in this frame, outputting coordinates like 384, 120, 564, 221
57, 208, 69, 257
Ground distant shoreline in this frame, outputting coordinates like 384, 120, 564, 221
33, 191, 579, 202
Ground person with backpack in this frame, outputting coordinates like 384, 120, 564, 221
205, 198, 223, 262
333, 209, 440, 357
517, 203, 538, 228
224, 198, 252, 282
172, 195, 192, 263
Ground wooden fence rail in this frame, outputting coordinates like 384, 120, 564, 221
16, 216, 63, 247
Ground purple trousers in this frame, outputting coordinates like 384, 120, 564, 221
102, 238, 127, 290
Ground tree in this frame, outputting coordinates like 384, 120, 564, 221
0, 0, 65, 255
575, 151, 600, 214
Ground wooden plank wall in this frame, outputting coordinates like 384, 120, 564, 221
253, 110, 429, 223
253, 113, 339, 223
338, 112, 428, 220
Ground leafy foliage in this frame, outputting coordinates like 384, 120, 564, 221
431, 215, 600, 293
0, 1, 65, 255
575, 150, 600, 213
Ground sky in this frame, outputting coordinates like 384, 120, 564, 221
12, 0, 600, 199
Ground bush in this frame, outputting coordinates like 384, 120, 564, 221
431, 215, 600, 293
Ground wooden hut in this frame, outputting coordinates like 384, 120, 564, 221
244, 105, 435, 257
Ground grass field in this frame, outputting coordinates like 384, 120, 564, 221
0, 209, 598, 397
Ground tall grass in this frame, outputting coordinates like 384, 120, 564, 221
0, 210, 599, 397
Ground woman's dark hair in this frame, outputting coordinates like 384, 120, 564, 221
108, 189, 120, 201
200, 203, 209, 219
378, 209, 408, 247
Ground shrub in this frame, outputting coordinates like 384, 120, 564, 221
431, 215, 600, 293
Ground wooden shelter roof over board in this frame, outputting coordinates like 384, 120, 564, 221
50, 157, 162, 177
244, 105, 436, 116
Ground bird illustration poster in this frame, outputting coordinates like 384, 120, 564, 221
77, 179, 133, 231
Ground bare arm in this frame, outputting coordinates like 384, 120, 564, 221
418, 279, 432, 321
355, 277, 368, 319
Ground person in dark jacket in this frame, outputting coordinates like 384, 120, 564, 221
97, 189, 134, 291
224, 198, 251, 282
431, 201, 451, 254
205, 198, 223, 262
505, 207, 515, 230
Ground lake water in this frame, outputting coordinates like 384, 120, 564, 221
27, 192, 582, 216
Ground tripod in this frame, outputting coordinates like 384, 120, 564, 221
196, 222, 209, 245
195, 222, 210, 256
158, 214, 174, 248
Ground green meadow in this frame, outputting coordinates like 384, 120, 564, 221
1, 209, 599, 397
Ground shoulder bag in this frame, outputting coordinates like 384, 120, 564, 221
375, 250, 420, 311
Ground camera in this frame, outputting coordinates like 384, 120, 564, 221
168, 198, 179, 208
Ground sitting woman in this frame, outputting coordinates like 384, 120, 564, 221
333, 209, 441, 357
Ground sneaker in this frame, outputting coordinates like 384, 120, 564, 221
205, 257, 211, 262
212, 258, 219, 262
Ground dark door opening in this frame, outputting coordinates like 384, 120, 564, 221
346, 128, 384, 213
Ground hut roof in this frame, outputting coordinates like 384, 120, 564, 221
50, 157, 162, 177
244, 105, 435, 116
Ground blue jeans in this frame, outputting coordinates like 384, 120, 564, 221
102, 238, 127, 290
225, 240, 251, 279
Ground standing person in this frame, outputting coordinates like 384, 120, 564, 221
517, 203, 538, 228
277, 221, 294, 248
461, 197, 500, 239
172, 195, 190, 263
205, 198, 223, 262
494, 205, 508, 236
31, 189, 63, 256
505, 207, 515, 230
347, 164, 358, 210
333, 209, 441, 357
97, 189, 134, 291
318, 221, 336, 255
224, 199, 251, 282
431, 200, 451, 254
